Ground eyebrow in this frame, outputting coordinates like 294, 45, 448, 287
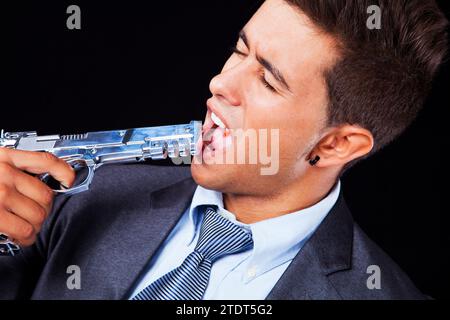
238, 29, 291, 92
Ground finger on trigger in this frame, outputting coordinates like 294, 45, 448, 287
5, 149, 76, 188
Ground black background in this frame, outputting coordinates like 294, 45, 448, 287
5, 1, 450, 299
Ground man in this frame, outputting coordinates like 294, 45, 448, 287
0, 0, 447, 299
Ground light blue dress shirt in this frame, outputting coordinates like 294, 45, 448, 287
129, 181, 341, 300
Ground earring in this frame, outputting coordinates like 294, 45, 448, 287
309, 155, 320, 166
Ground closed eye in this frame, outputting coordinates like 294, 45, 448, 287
230, 45, 247, 56
231, 46, 277, 93
260, 71, 276, 92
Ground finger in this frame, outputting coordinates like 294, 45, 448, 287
0, 163, 54, 214
2, 188, 48, 233
12, 169, 55, 213
0, 148, 76, 188
0, 209, 36, 247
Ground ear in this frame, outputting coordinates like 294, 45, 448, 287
309, 124, 374, 168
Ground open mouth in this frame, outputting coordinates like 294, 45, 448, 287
211, 112, 226, 129
201, 111, 232, 155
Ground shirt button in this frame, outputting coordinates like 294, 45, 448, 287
247, 266, 257, 278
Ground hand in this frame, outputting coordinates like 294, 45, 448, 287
0, 148, 75, 246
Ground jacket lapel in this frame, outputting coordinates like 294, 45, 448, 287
80, 176, 198, 300
266, 191, 354, 300
121, 177, 198, 299
82, 179, 352, 300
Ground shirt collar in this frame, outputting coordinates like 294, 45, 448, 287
187, 186, 224, 244
187, 181, 341, 282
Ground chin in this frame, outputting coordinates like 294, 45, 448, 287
191, 161, 251, 193
190, 162, 228, 191
190, 162, 266, 195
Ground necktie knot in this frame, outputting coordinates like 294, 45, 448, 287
132, 206, 253, 300
195, 206, 253, 262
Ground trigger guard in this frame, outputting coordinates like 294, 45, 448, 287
53, 163, 102, 196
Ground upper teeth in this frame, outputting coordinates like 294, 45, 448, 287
211, 112, 226, 129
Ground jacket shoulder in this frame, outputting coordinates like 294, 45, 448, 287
329, 223, 426, 299
45, 163, 193, 237
87, 163, 192, 192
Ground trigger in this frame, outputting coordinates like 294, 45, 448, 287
39, 173, 67, 191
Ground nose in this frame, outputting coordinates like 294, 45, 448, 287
209, 66, 242, 107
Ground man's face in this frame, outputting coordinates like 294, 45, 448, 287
191, 0, 339, 196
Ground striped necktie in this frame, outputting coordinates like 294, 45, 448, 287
132, 206, 253, 300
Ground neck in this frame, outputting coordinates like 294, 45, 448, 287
223, 170, 339, 224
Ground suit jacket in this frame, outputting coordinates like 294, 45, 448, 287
0, 163, 425, 299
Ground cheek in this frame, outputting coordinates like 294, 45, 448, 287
242, 96, 325, 168
244, 96, 320, 140
242, 93, 283, 129
282, 103, 327, 159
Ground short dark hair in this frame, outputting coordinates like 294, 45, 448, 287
285, 0, 448, 154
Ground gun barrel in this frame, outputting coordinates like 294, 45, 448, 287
0, 121, 202, 256
2, 121, 201, 155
